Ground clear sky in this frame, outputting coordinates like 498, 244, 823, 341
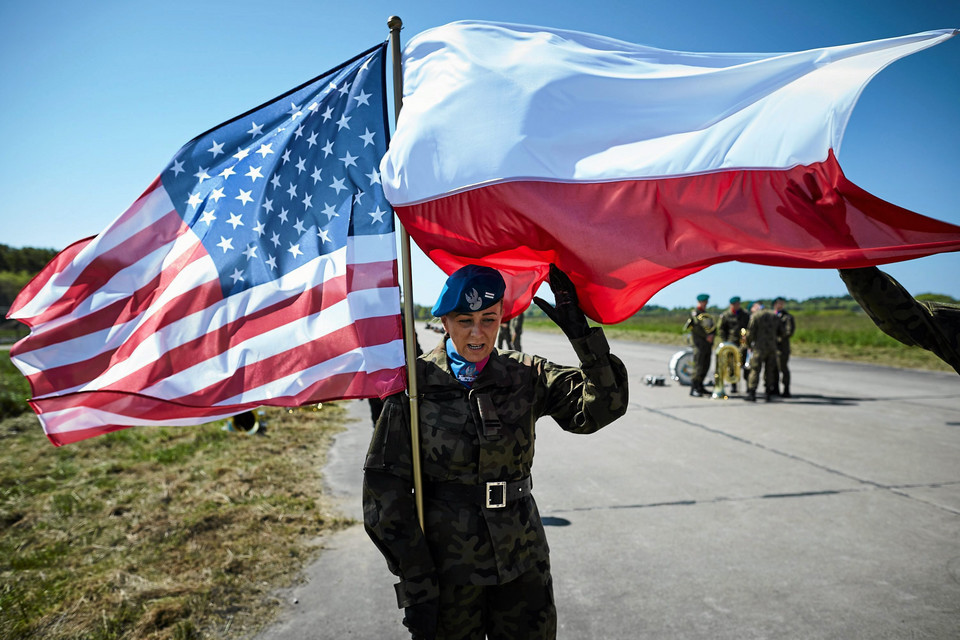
2, 0, 958, 311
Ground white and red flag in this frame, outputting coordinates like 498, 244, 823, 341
381, 21, 960, 322
7, 44, 407, 446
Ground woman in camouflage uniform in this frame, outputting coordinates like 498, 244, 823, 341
363, 264, 629, 640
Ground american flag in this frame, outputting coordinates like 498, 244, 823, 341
7, 43, 407, 446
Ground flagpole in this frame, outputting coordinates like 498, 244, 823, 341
388, 15, 425, 532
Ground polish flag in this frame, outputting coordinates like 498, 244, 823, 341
381, 21, 960, 323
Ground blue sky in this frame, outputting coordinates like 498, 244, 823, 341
2, 0, 958, 310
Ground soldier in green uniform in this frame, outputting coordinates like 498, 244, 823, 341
716, 296, 750, 393
839, 266, 960, 375
773, 297, 796, 397
363, 264, 629, 640
683, 293, 715, 397
497, 320, 511, 350
745, 301, 785, 402
510, 310, 525, 351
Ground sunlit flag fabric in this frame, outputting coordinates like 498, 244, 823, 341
7, 43, 406, 446
381, 21, 960, 323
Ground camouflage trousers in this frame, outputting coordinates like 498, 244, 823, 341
691, 344, 711, 388
747, 349, 779, 394
777, 347, 790, 388
436, 559, 556, 640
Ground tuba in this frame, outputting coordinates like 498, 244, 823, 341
711, 342, 742, 399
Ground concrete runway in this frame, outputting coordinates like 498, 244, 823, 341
256, 329, 960, 639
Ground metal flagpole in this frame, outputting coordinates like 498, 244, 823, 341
388, 15, 425, 532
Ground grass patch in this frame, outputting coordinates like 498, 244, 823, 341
0, 404, 352, 640
1, 350, 32, 420
527, 310, 956, 373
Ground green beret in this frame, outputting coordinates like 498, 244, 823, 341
729, 296, 741, 304
696, 294, 709, 302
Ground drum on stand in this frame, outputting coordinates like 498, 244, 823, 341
669, 348, 695, 386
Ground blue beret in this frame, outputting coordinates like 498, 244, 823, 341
697, 294, 709, 302
729, 296, 741, 304
432, 265, 506, 317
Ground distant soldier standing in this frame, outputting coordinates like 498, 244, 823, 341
510, 309, 525, 351
683, 293, 715, 397
716, 296, 750, 393
745, 301, 784, 402
497, 321, 511, 350
773, 297, 796, 397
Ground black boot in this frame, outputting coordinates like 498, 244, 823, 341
690, 386, 703, 397
745, 390, 756, 402
782, 386, 791, 398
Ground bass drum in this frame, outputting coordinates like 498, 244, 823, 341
669, 348, 695, 386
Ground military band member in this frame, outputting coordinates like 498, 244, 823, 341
745, 301, 785, 402
497, 320, 511, 350
683, 293, 715, 397
716, 296, 750, 393
510, 310, 525, 352
363, 264, 628, 639
773, 297, 796, 397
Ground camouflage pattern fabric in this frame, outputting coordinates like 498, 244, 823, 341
497, 322, 511, 349
746, 309, 784, 394
363, 328, 628, 638
435, 559, 555, 640
510, 313, 525, 352
683, 310, 715, 388
776, 308, 796, 388
840, 267, 960, 375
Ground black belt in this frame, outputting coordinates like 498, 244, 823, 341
425, 477, 532, 509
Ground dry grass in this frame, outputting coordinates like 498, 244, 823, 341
0, 405, 352, 640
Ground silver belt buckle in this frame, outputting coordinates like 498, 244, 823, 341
485, 481, 507, 509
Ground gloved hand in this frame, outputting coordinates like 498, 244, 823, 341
533, 264, 591, 340
402, 599, 439, 640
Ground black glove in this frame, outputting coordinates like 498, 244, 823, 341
533, 264, 591, 340
403, 599, 439, 640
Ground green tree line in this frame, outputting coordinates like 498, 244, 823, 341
0, 244, 58, 308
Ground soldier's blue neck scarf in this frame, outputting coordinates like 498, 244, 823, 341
446, 338, 488, 388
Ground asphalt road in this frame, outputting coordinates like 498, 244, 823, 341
256, 328, 960, 640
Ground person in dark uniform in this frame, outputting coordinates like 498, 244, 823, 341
510, 310, 525, 352
773, 297, 796, 397
839, 266, 960, 375
716, 296, 750, 393
683, 293, 715, 397
362, 264, 628, 640
745, 301, 784, 402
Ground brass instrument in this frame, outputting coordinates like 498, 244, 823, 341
697, 312, 716, 333
711, 342, 742, 399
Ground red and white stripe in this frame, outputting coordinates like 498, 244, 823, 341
9, 180, 405, 445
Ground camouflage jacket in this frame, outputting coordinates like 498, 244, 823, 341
716, 308, 749, 345
362, 328, 628, 608
776, 309, 796, 349
683, 310, 716, 349
746, 308, 784, 353
840, 267, 960, 374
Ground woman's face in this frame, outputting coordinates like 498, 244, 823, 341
441, 301, 504, 363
